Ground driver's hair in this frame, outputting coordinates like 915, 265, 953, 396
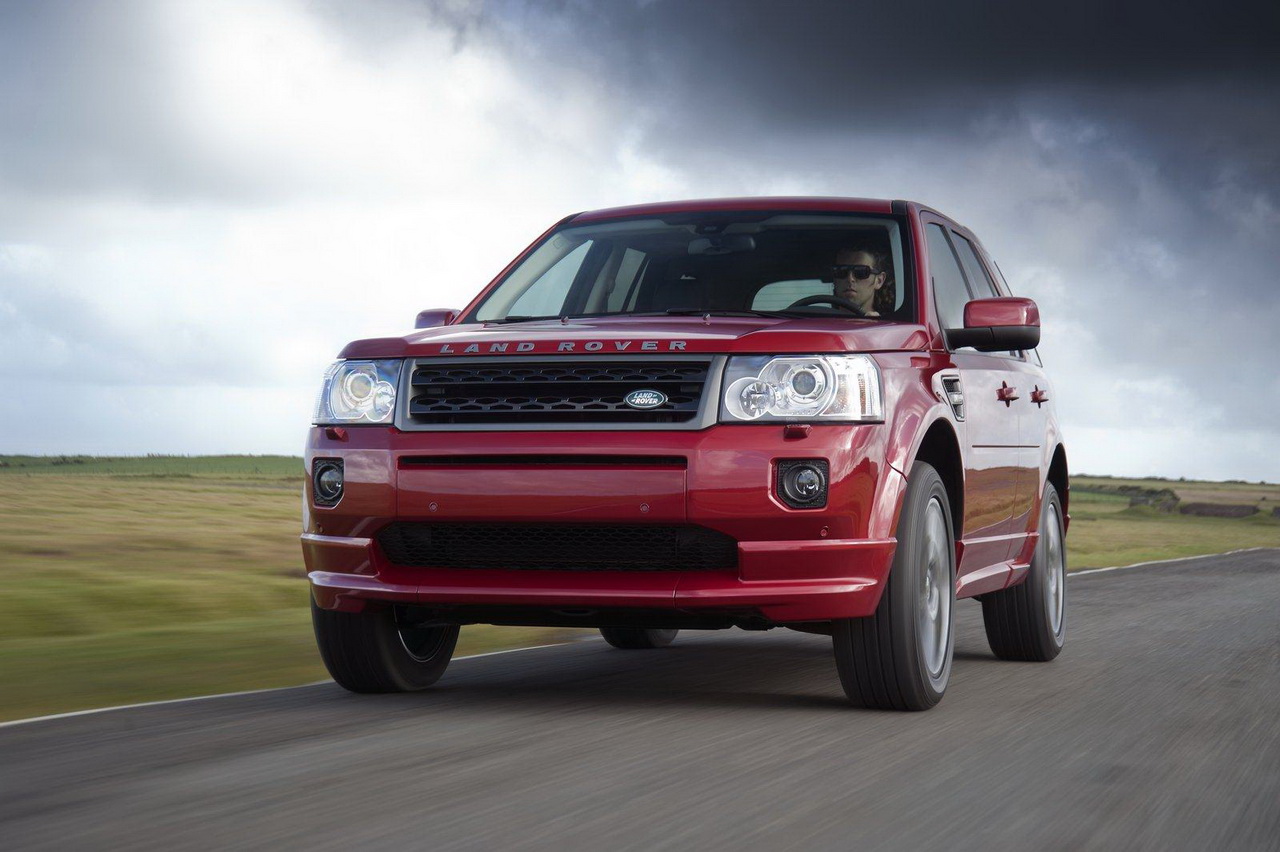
871, 250, 895, 315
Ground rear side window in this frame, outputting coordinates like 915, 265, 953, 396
925, 224, 971, 330
951, 234, 999, 299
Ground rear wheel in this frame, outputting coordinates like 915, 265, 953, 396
981, 483, 1066, 661
832, 461, 955, 711
311, 599, 460, 693
599, 627, 679, 649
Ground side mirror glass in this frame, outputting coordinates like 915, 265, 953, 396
415, 309, 460, 329
947, 297, 1040, 352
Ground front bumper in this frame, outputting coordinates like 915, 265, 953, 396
302, 423, 903, 624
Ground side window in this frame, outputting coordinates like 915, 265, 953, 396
925, 224, 972, 330
977, 246, 1029, 357
961, 237, 1026, 358
951, 233, 999, 299
507, 241, 591, 317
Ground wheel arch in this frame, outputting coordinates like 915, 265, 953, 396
1047, 443, 1069, 524
906, 418, 964, 540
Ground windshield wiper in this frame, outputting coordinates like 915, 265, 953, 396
483, 315, 558, 325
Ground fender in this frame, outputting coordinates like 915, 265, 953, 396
877, 354, 963, 481
871, 351, 964, 541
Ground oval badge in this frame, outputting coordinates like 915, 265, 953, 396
624, 389, 668, 410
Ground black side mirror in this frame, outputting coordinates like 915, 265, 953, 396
415, 309, 459, 329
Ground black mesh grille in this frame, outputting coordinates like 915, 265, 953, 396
377, 523, 738, 571
406, 359, 711, 425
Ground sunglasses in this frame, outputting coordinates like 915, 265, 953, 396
831, 264, 879, 281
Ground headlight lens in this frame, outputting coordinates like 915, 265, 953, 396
313, 360, 402, 424
720, 355, 883, 422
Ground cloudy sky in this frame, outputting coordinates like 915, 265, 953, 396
2, 0, 1278, 480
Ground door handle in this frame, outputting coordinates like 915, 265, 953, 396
997, 383, 1019, 404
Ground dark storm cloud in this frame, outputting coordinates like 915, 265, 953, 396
489, 1, 1280, 114
480, 0, 1280, 185
472, 0, 1280, 249
470, 0, 1280, 435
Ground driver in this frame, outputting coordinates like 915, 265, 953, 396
831, 248, 889, 317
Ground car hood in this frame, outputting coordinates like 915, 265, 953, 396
338, 315, 930, 359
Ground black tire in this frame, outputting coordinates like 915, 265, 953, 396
599, 627, 679, 649
832, 461, 955, 711
311, 598, 460, 693
981, 483, 1067, 662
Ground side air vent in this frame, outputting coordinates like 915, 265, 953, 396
941, 376, 965, 421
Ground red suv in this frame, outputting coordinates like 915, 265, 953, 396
304, 197, 1068, 710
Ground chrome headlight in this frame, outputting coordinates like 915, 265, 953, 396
312, 360, 402, 424
720, 355, 884, 422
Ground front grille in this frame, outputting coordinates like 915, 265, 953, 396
404, 359, 712, 426
377, 523, 739, 571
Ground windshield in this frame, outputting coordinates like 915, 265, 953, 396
469, 213, 911, 323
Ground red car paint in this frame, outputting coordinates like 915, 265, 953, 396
304, 198, 1067, 631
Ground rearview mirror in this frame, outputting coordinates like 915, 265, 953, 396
946, 297, 1040, 352
415, 309, 459, 329
688, 234, 756, 255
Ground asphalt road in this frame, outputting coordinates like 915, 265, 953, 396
3, 549, 1278, 851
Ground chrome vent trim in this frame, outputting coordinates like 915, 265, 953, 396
941, 376, 965, 421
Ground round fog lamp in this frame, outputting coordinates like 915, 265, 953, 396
778, 460, 828, 508
313, 460, 344, 505
788, 466, 822, 500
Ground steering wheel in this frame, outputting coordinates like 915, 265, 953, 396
787, 295, 866, 316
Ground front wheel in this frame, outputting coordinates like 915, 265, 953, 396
832, 461, 956, 711
599, 627, 679, 649
312, 599, 460, 693
981, 482, 1067, 661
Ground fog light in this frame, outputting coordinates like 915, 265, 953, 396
313, 459, 344, 507
777, 459, 828, 509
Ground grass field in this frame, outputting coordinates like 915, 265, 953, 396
1073, 474, 1280, 509
1064, 489, 1280, 568
2, 455, 1277, 721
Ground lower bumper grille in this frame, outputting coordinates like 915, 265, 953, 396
377, 523, 739, 571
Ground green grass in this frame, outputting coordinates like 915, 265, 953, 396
1064, 494, 1280, 569
1, 457, 1277, 721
